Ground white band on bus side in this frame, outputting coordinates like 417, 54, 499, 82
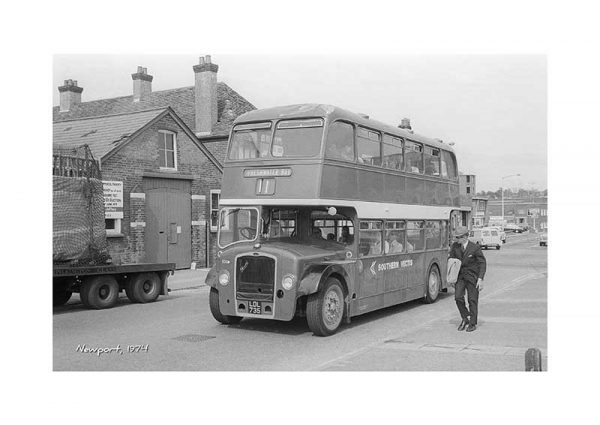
219, 198, 457, 220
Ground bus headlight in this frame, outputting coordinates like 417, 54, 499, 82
282, 274, 296, 290
218, 270, 230, 286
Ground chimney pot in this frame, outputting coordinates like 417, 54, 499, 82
205, 55, 211, 63
199, 56, 205, 65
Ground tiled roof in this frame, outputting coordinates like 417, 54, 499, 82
53, 109, 167, 160
53, 82, 255, 136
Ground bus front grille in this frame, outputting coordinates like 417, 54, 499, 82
235, 256, 275, 301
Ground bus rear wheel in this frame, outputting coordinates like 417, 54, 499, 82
307, 278, 345, 336
424, 265, 441, 304
209, 288, 243, 325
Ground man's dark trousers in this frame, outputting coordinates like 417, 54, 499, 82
455, 279, 479, 324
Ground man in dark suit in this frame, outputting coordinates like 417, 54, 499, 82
449, 226, 487, 332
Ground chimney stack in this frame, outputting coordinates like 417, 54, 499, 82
132, 66, 153, 102
193, 55, 219, 135
58, 79, 83, 112
399, 118, 413, 132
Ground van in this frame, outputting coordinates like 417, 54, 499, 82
469, 227, 502, 250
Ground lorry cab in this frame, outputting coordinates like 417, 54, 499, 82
469, 227, 502, 250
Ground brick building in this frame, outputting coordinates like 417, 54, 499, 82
487, 196, 548, 231
53, 56, 255, 268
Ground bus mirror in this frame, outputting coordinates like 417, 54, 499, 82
327, 207, 337, 216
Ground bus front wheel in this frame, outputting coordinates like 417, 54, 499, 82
307, 278, 345, 336
209, 288, 243, 325
424, 265, 441, 304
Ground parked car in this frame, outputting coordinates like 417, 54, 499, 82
488, 226, 507, 243
504, 223, 525, 233
469, 227, 502, 250
539, 231, 548, 246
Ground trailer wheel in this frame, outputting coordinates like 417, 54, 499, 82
423, 265, 441, 304
306, 277, 345, 336
209, 288, 243, 324
80, 275, 119, 309
53, 289, 72, 306
126, 272, 161, 303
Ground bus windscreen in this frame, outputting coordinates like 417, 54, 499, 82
228, 119, 323, 160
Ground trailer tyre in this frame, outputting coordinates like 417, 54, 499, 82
80, 275, 119, 309
209, 288, 243, 324
126, 272, 161, 303
306, 277, 345, 336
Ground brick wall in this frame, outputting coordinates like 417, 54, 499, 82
101, 113, 223, 267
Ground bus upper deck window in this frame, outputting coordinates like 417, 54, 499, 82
325, 121, 354, 161
272, 119, 324, 158
229, 122, 272, 160
424, 147, 440, 176
405, 141, 423, 174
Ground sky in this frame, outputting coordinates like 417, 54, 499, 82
53, 54, 546, 192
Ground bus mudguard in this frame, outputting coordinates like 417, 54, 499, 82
297, 263, 351, 296
205, 268, 218, 288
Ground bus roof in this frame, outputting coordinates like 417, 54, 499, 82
235, 104, 455, 153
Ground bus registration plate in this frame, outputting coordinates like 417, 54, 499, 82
248, 301, 262, 314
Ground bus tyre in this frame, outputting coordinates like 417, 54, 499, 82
126, 272, 160, 303
307, 278, 345, 336
209, 288, 243, 325
80, 275, 119, 309
424, 265, 441, 304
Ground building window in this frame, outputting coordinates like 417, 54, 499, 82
466, 175, 471, 183
158, 130, 177, 169
466, 187, 471, 194
105, 218, 122, 237
210, 189, 220, 232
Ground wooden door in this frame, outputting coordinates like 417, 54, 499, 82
144, 178, 191, 269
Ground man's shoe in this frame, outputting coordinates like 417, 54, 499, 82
458, 318, 469, 331
466, 324, 477, 332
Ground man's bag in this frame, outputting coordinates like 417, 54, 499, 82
447, 258, 462, 285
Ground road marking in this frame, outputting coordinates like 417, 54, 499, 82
382, 340, 547, 358
479, 316, 546, 324
484, 298, 546, 304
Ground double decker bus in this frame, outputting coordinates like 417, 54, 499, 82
206, 104, 466, 336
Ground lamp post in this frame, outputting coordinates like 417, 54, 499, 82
501, 174, 521, 222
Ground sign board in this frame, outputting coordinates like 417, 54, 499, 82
103, 181, 123, 219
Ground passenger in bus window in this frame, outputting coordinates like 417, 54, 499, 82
339, 226, 354, 244
368, 238, 387, 255
311, 226, 322, 240
326, 233, 335, 241
388, 232, 404, 253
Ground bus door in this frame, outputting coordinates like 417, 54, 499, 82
356, 220, 385, 312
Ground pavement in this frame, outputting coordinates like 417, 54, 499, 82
167, 267, 210, 291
